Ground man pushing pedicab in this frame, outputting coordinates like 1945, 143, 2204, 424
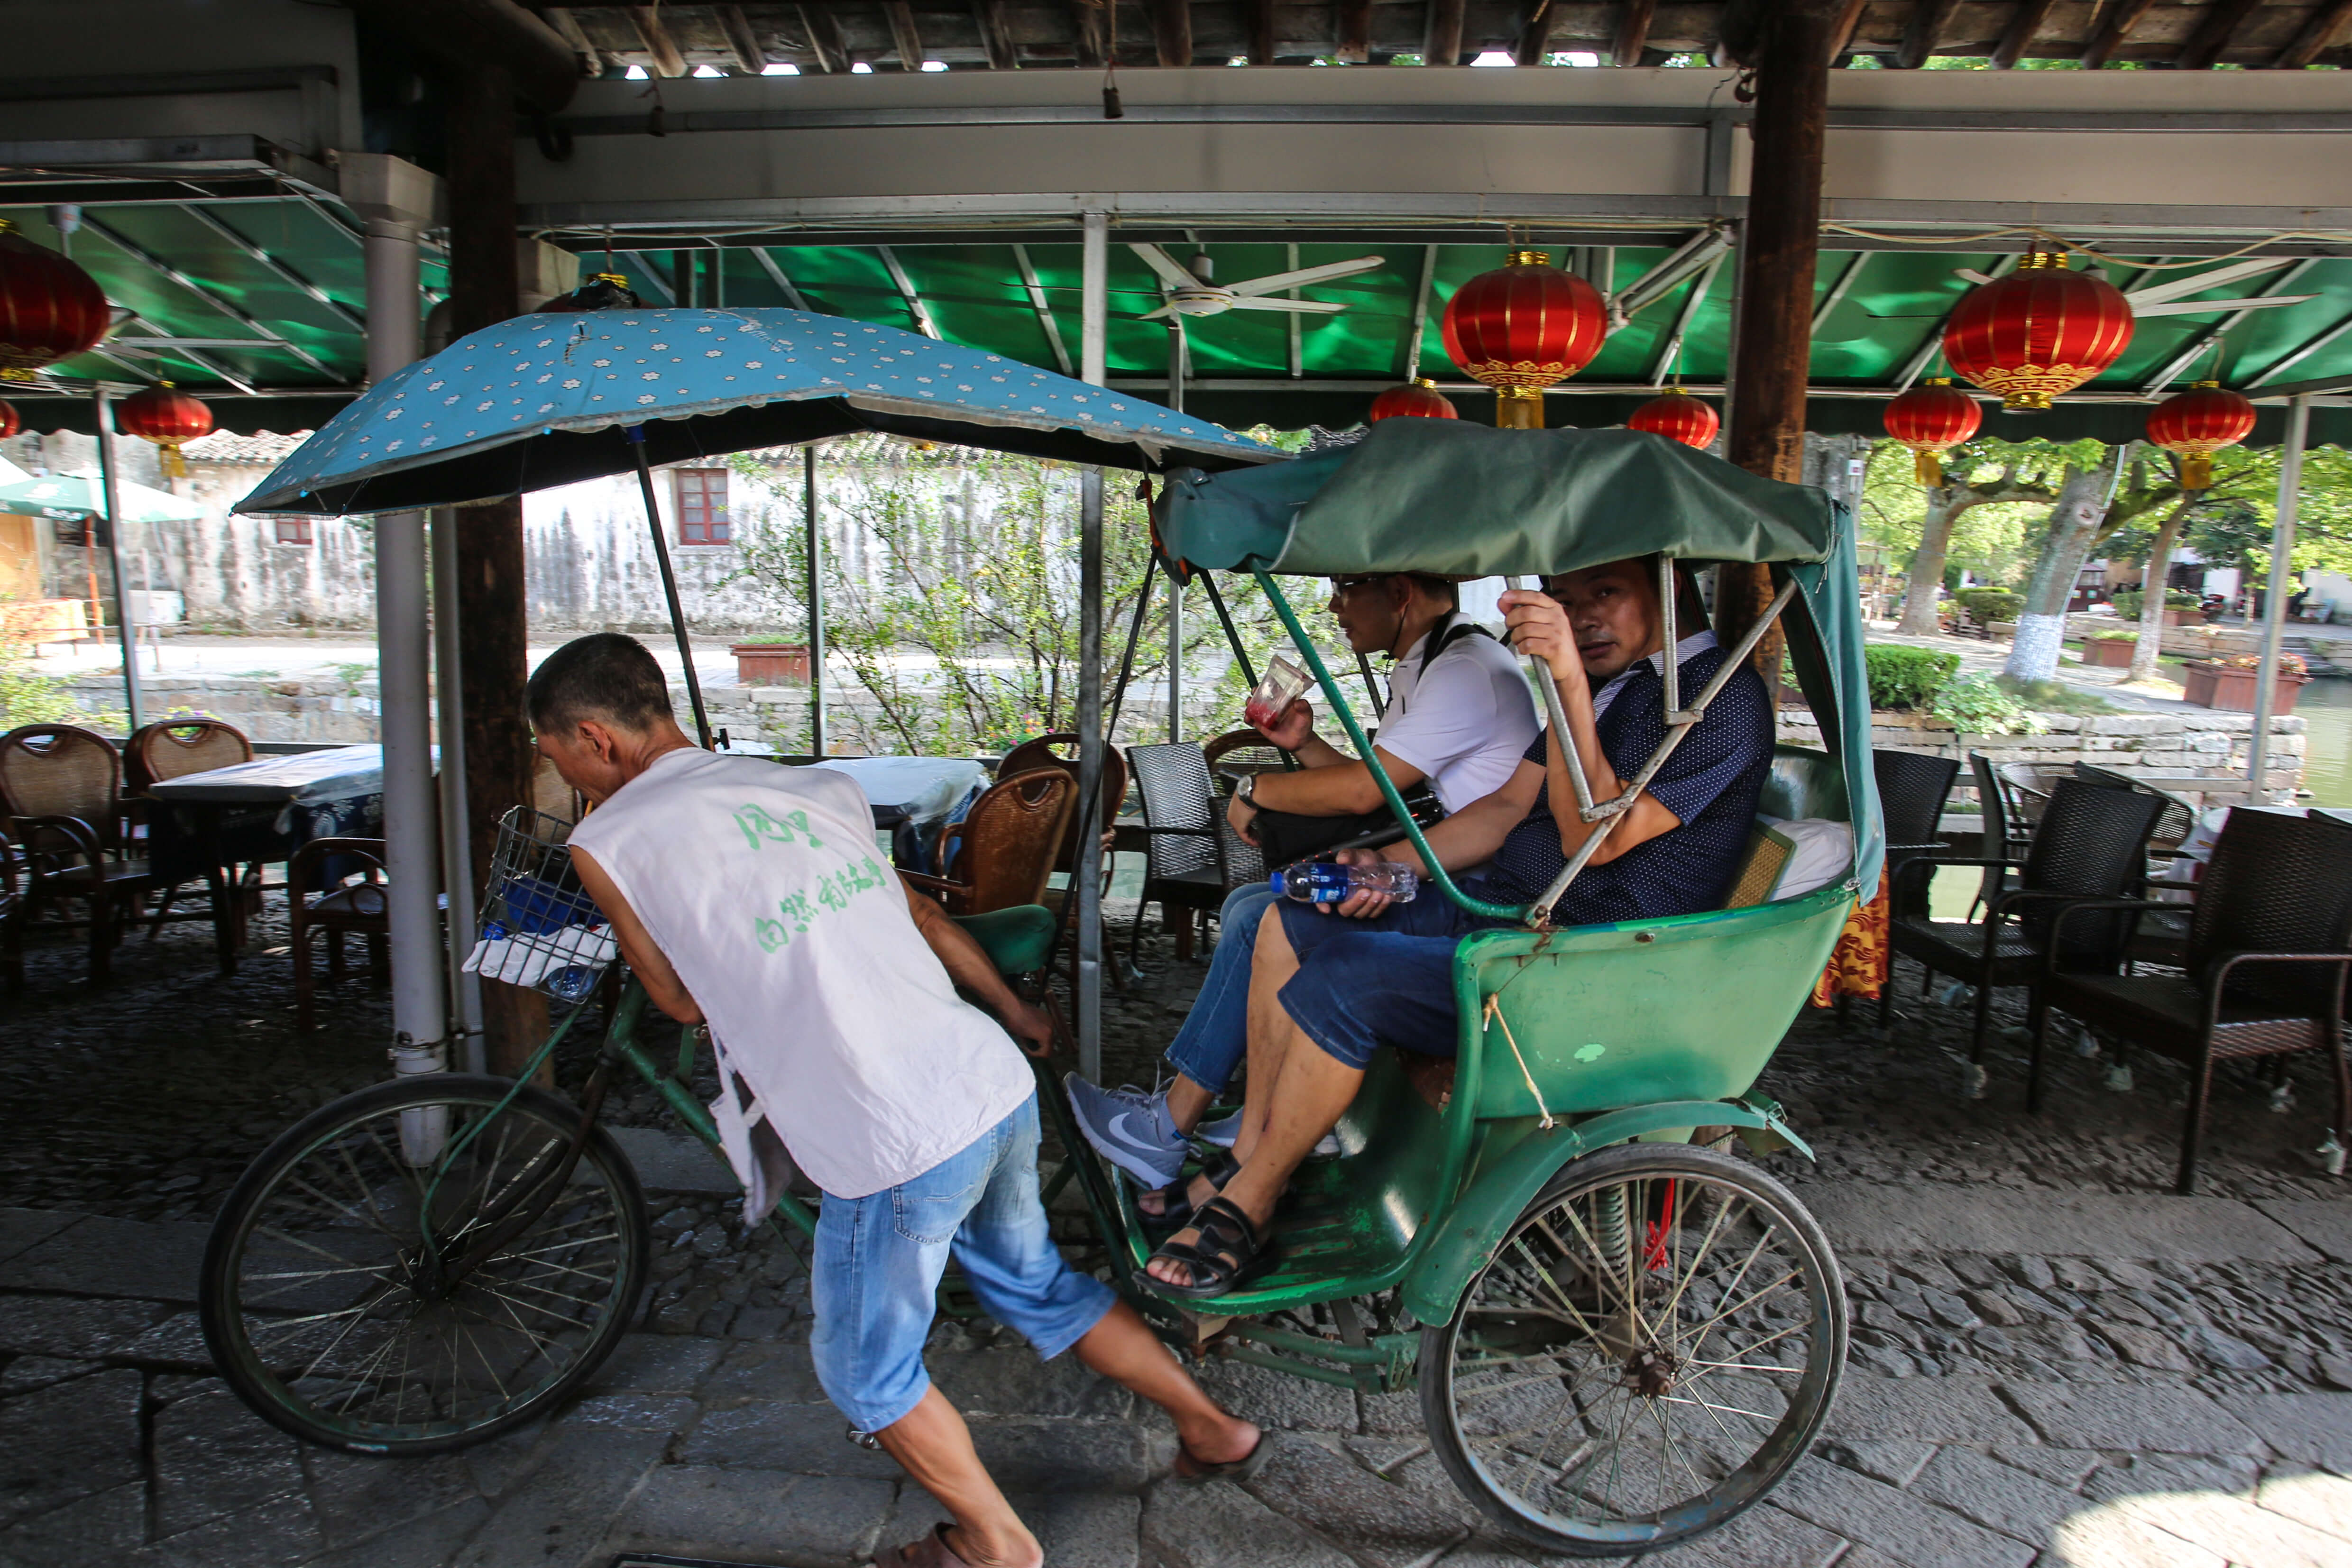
529, 633, 1265, 1568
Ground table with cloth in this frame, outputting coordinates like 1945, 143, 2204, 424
807, 756, 988, 873
145, 745, 393, 972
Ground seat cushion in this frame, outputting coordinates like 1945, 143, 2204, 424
952, 904, 1058, 977
2049, 971, 2335, 1062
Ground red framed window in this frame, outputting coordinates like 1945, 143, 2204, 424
274, 517, 314, 546
675, 468, 732, 545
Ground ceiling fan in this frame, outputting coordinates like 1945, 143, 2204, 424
1950, 257, 2316, 318
1128, 244, 1384, 321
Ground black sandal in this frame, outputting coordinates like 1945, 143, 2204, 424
1146, 1195, 1276, 1301
1139, 1148, 1239, 1232
1175, 1427, 1272, 1483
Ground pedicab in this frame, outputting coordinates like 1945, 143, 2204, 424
196, 302, 1881, 1560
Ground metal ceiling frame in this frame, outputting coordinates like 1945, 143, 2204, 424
76, 212, 336, 379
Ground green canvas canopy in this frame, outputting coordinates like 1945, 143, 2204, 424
1155, 422, 1836, 579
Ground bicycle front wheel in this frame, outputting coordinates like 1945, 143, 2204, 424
200, 1073, 652, 1456
1420, 1143, 1847, 1557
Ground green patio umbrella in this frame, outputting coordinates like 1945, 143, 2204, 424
0, 469, 205, 535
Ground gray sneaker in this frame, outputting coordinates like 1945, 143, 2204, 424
1197, 1110, 1338, 1158
1064, 1075, 1186, 1189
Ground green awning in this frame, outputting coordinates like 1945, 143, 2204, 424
1158, 422, 1834, 578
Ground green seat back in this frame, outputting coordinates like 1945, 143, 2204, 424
1759, 743, 1850, 823
1455, 886, 1853, 1120
951, 904, 1058, 977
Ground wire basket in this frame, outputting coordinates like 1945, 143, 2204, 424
462, 807, 619, 1003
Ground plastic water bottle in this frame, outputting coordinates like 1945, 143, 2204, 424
545, 965, 601, 1003
1272, 862, 1418, 904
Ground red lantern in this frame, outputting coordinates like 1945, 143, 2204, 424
1368, 378, 1459, 422
0, 218, 110, 383
1942, 250, 2133, 413
0, 398, 18, 440
1627, 389, 1719, 449
1883, 378, 1984, 486
1441, 249, 1608, 430
116, 382, 213, 478
2147, 381, 2255, 492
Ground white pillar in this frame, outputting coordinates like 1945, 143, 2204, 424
2246, 394, 2310, 804
1075, 209, 1109, 1082
353, 154, 447, 1064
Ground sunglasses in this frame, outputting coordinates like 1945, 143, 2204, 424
1328, 575, 1387, 594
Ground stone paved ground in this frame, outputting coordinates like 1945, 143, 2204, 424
4, 899, 2352, 1567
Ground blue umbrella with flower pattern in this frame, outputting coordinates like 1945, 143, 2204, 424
234, 305, 1277, 746
235, 308, 1275, 517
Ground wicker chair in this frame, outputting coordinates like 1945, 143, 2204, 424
288, 835, 392, 1031
1202, 728, 1288, 897
1125, 741, 1231, 963
124, 718, 252, 793
2032, 808, 2352, 1193
902, 768, 1075, 918
2074, 762, 2200, 967
1883, 778, 2165, 1084
0, 724, 172, 986
997, 732, 1130, 883
127, 718, 259, 939
1872, 749, 1958, 921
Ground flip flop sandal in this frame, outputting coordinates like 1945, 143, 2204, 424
1175, 1428, 1273, 1484
1145, 1195, 1277, 1302
872, 1523, 977, 1568
1139, 1148, 1240, 1233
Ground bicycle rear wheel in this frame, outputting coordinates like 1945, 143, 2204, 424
200, 1073, 651, 1456
1421, 1143, 1846, 1557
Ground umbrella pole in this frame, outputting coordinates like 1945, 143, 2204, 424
805, 442, 825, 757
627, 429, 713, 749
1103, 551, 1157, 742
92, 389, 144, 730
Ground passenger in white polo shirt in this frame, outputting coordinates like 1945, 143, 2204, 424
1068, 572, 1537, 1216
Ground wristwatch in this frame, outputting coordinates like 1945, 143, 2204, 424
1237, 774, 1259, 807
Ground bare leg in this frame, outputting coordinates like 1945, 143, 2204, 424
1072, 1302, 1259, 1463
873, 1387, 1042, 1568
1233, 903, 1305, 1161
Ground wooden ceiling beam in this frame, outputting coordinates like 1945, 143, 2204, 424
973, 0, 1020, 67
1337, 0, 1374, 61
1514, 0, 1557, 65
2177, 0, 2263, 66
1247, 0, 1277, 61
1425, 0, 1465, 62
882, 0, 925, 67
541, 6, 605, 74
1989, 0, 2057, 67
625, 4, 689, 74
798, 2, 848, 70
1144, 0, 1193, 64
2274, 0, 2352, 64
1893, 0, 1963, 66
717, 4, 766, 70
1612, 0, 1657, 65
1824, 0, 1867, 59
2078, 0, 2159, 67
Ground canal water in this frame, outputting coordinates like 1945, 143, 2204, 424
2299, 677, 2352, 809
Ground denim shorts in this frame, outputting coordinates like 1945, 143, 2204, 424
808, 1093, 1116, 1433
1274, 893, 1498, 1070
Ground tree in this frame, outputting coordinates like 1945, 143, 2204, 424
2003, 444, 2190, 682
1882, 442, 2061, 634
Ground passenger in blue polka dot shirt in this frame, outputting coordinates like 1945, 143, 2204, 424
1143, 556, 1775, 1298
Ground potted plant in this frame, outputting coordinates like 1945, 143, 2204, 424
731, 636, 811, 684
2181, 651, 2309, 714
2080, 630, 2138, 668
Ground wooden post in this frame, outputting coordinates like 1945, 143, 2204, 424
1722, 0, 1838, 694
446, 62, 546, 1077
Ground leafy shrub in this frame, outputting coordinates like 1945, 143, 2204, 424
1996, 675, 2114, 716
2209, 652, 2307, 674
1955, 587, 2023, 624
2111, 587, 2202, 618
2086, 629, 2139, 643
1931, 674, 2044, 735
1865, 645, 1961, 711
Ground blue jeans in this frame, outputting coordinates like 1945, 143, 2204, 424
1162, 883, 1280, 1097
809, 1093, 1115, 1433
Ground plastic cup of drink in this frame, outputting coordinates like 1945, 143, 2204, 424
1245, 653, 1309, 731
